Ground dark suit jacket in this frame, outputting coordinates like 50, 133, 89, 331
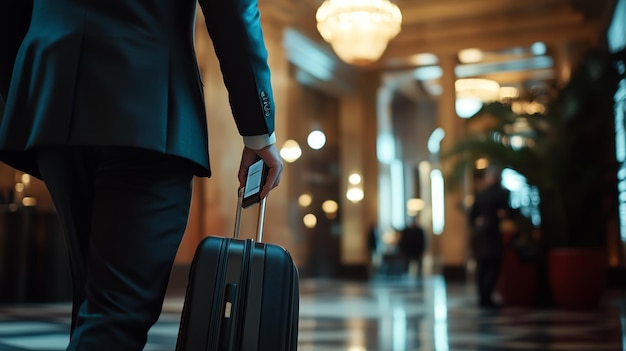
398, 225, 425, 259
469, 183, 511, 259
0, 0, 275, 178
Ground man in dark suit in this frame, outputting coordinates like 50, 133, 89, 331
398, 221, 426, 278
469, 166, 511, 308
0, 0, 283, 349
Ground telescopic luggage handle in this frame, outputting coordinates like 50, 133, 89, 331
234, 187, 266, 242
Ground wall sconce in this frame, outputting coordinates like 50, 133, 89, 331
303, 213, 317, 228
346, 188, 364, 202
322, 199, 339, 219
298, 193, 313, 207
346, 171, 364, 203
280, 139, 302, 163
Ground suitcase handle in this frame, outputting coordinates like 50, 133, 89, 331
234, 187, 266, 242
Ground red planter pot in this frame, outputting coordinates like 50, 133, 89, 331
548, 248, 608, 309
497, 249, 539, 307
497, 232, 539, 307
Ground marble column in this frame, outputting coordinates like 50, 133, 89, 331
437, 54, 469, 269
339, 72, 380, 266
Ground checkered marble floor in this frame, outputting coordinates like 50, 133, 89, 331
0, 276, 624, 350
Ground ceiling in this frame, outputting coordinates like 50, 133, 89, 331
264, 0, 618, 97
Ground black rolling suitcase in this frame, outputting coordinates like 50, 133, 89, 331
176, 187, 299, 351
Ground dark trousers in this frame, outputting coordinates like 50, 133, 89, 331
475, 257, 502, 307
37, 146, 194, 351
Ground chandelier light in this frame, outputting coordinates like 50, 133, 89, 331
316, 0, 402, 66
455, 78, 501, 102
455, 78, 500, 118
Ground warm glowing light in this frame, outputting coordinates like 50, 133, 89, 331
316, 0, 402, 65
280, 139, 302, 163
458, 48, 484, 63
21, 174, 30, 185
346, 187, 364, 202
298, 193, 313, 207
512, 101, 546, 115
475, 158, 489, 170
15, 183, 24, 193
406, 198, 425, 216
499, 86, 519, 100
307, 130, 327, 150
322, 200, 339, 214
303, 214, 318, 228
455, 78, 500, 102
456, 79, 500, 118
22, 197, 37, 207
409, 53, 438, 66
348, 173, 362, 185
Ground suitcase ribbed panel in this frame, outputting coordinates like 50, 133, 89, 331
176, 237, 299, 351
176, 190, 299, 350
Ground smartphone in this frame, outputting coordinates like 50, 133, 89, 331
242, 158, 268, 208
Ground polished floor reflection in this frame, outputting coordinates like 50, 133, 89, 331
0, 276, 624, 350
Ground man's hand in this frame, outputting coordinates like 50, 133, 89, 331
238, 144, 283, 199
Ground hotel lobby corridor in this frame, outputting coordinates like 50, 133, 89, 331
0, 275, 624, 351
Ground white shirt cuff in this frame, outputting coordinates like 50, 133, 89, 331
243, 132, 276, 150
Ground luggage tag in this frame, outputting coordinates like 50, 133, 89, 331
235, 158, 268, 241
242, 158, 268, 208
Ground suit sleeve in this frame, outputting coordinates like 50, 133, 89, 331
197, 0, 275, 138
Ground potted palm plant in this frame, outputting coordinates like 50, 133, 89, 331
445, 48, 624, 308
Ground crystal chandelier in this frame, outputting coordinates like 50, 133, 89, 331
316, 0, 402, 66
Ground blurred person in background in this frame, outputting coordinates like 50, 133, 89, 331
468, 166, 512, 308
398, 219, 426, 279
